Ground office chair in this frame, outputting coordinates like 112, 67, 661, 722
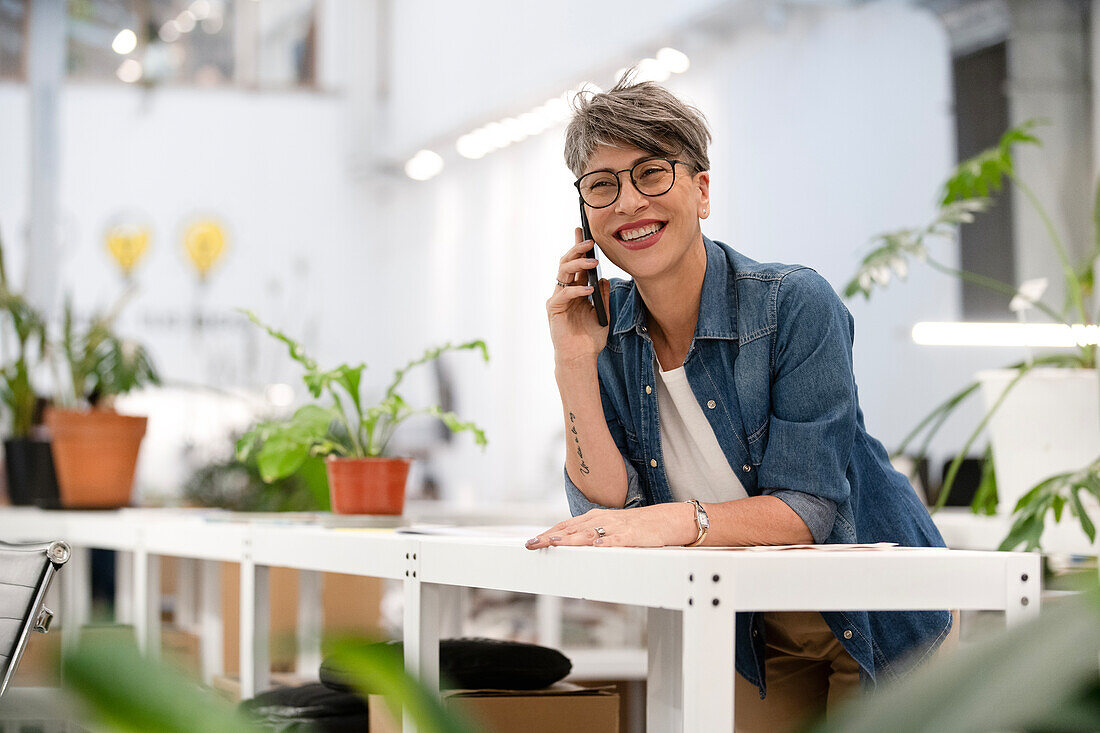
0, 539, 70, 697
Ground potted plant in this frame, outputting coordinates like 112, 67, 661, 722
236, 311, 488, 515
845, 120, 1099, 550
0, 228, 59, 507
46, 292, 160, 508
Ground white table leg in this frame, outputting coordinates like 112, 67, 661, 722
682, 567, 736, 732
403, 566, 441, 733
536, 595, 563, 649
436, 584, 465, 639
60, 546, 91, 655
175, 558, 197, 631
199, 560, 224, 685
114, 551, 133, 624
646, 607, 683, 732
296, 569, 323, 679
1004, 553, 1042, 626
132, 550, 161, 658
239, 558, 270, 699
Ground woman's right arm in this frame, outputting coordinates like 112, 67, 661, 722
546, 228, 628, 508
555, 356, 627, 508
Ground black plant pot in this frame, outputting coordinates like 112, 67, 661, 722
4, 438, 61, 508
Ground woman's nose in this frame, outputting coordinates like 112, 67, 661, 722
615, 177, 648, 215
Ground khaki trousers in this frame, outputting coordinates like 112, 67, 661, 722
733, 611, 959, 733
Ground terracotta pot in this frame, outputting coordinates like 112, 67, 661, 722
325, 456, 410, 515
46, 408, 147, 509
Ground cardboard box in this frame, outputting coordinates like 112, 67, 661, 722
9, 628, 61, 687
369, 684, 619, 733
161, 627, 201, 678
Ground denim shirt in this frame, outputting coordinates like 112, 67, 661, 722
564, 236, 951, 695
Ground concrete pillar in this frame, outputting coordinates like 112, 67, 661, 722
25, 0, 65, 319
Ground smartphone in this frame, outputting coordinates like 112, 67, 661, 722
579, 197, 608, 327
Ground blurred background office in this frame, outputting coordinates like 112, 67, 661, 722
0, 0, 1095, 509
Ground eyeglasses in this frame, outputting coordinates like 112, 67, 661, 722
574, 157, 691, 209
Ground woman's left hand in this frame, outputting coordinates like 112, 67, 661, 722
525, 503, 698, 549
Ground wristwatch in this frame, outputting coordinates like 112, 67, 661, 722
684, 499, 709, 547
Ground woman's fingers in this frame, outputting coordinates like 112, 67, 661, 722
556, 257, 598, 283
525, 510, 610, 549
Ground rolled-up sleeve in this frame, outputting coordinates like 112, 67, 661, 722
563, 371, 646, 516
757, 268, 856, 543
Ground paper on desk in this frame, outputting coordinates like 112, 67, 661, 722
690, 542, 903, 551
395, 524, 549, 539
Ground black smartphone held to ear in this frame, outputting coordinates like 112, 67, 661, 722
579, 197, 608, 327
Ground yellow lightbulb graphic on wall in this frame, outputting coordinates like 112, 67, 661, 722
105, 223, 150, 277
183, 219, 227, 281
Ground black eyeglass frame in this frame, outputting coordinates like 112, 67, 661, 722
573, 157, 693, 209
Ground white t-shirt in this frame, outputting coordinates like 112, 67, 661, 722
654, 362, 749, 503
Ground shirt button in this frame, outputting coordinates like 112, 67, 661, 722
742, 464, 751, 472
650, 459, 658, 468
843, 630, 853, 640
706, 400, 716, 409
646, 385, 652, 395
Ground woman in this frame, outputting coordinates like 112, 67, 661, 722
524, 77, 953, 732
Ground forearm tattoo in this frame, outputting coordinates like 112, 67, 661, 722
569, 412, 591, 474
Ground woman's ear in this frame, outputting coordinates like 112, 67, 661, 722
695, 171, 710, 219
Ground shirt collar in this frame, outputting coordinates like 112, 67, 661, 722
612, 235, 739, 341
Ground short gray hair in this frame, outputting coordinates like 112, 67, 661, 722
563, 73, 712, 179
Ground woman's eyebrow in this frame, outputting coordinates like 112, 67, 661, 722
584, 155, 660, 175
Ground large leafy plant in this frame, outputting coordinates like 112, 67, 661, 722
0, 228, 47, 438
236, 310, 488, 483
845, 120, 1100, 549
62, 628, 478, 733
805, 577, 1100, 733
57, 291, 160, 408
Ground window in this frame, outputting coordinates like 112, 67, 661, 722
0, 0, 25, 80
952, 41, 1016, 320
64, 0, 316, 88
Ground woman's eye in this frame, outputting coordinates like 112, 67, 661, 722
590, 180, 613, 189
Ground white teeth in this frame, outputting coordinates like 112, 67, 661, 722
620, 222, 663, 241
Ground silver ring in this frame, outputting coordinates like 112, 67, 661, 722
595, 526, 606, 538
556, 280, 569, 288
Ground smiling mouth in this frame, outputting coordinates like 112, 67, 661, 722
615, 221, 666, 244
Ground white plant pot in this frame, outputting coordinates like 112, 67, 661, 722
977, 367, 1100, 514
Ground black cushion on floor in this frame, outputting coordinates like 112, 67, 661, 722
240, 682, 370, 732
320, 637, 572, 692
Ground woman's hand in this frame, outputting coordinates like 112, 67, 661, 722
546, 228, 611, 365
525, 503, 698, 549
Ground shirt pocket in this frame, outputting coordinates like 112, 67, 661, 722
746, 419, 769, 466
622, 425, 645, 465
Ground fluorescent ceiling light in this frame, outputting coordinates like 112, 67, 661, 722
404, 150, 444, 181
911, 322, 1100, 347
116, 58, 143, 83
112, 28, 137, 55
656, 47, 690, 74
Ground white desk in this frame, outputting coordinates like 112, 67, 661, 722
0, 508, 1040, 732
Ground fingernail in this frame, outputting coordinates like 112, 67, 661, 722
594, 538, 604, 545
549, 536, 562, 542
526, 538, 540, 546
